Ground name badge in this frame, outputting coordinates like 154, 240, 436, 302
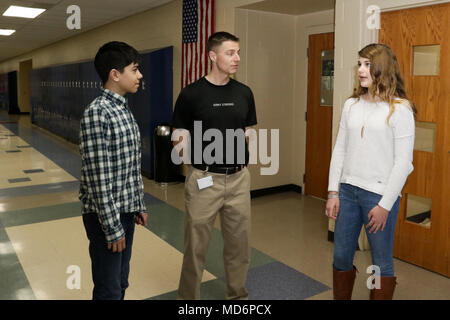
197, 175, 213, 190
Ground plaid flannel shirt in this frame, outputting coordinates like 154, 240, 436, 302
79, 89, 146, 242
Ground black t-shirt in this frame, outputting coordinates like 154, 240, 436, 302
172, 77, 257, 167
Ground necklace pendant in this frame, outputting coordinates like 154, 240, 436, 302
361, 125, 365, 138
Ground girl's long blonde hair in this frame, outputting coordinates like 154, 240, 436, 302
351, 43, 417, 123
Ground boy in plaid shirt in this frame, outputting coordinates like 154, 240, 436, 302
79, 41, 148, 300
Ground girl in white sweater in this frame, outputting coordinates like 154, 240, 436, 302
326, 43, 416, 300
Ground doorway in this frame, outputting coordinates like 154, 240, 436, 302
305, 32, 334, 199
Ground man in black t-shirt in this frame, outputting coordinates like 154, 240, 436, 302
172, 32, 257, 300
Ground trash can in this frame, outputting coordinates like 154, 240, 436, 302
153, 123, 179, 183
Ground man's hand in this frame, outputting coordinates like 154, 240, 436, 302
135, 212, 148, 226
108, 236, 126, 253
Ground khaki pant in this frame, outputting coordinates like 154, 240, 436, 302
177, 165, 251, 300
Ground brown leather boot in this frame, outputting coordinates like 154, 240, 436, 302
333, 266, 357, 300
370, 276, 397, 300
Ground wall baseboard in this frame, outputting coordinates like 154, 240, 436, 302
149, 177, 304, 199
328, 230, 334, 242
250, 184, 302, 199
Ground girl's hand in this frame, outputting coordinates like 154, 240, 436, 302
325, 198, 340, 220
366, 205, 389, 234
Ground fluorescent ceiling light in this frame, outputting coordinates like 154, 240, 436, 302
0, 29, 16, 36
3, 5, 46, 18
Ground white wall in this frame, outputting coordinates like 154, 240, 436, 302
235, 9, 297, 190
235, 8, 334, 190
216, 0, 264, 32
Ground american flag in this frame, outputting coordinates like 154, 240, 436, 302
182, 0, 215, 88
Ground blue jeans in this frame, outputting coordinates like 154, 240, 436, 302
83, 212, 136, 300
333, 183, 400, 277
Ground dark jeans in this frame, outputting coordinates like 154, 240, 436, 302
82, 212, 136, 300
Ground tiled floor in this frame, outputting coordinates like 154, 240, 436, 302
1, 110, 450, 300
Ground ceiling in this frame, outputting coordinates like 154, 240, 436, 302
240, 0, 335, 15
0, 0, 336, 63
0, 0, 173, 62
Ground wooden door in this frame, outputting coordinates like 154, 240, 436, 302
380, 3, 450, 277
305, 32, 334, 199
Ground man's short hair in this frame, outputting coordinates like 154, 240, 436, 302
94, 41, 142, 84
206, 32, 239, 53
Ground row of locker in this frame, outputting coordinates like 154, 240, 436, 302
30, 46, 174, 178
0, 73, 8, 111
38, 80, 147, 90
0, 71, 19, 113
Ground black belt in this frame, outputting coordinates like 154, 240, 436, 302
192, 164, 245, 174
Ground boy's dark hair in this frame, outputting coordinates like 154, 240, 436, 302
94, 41, 142, 84
206, 32, 239, 52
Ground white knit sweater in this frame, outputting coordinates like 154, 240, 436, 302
328, 97, 415, 211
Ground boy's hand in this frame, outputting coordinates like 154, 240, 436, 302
108, 236, 126, 253
135, 212, 148, 226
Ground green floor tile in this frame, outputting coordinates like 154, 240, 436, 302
144, 202, 185, 251
145, 202, 276, 278
0, 228, 35, 300
0, 202, 81, 228
204, 231, 276, 278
